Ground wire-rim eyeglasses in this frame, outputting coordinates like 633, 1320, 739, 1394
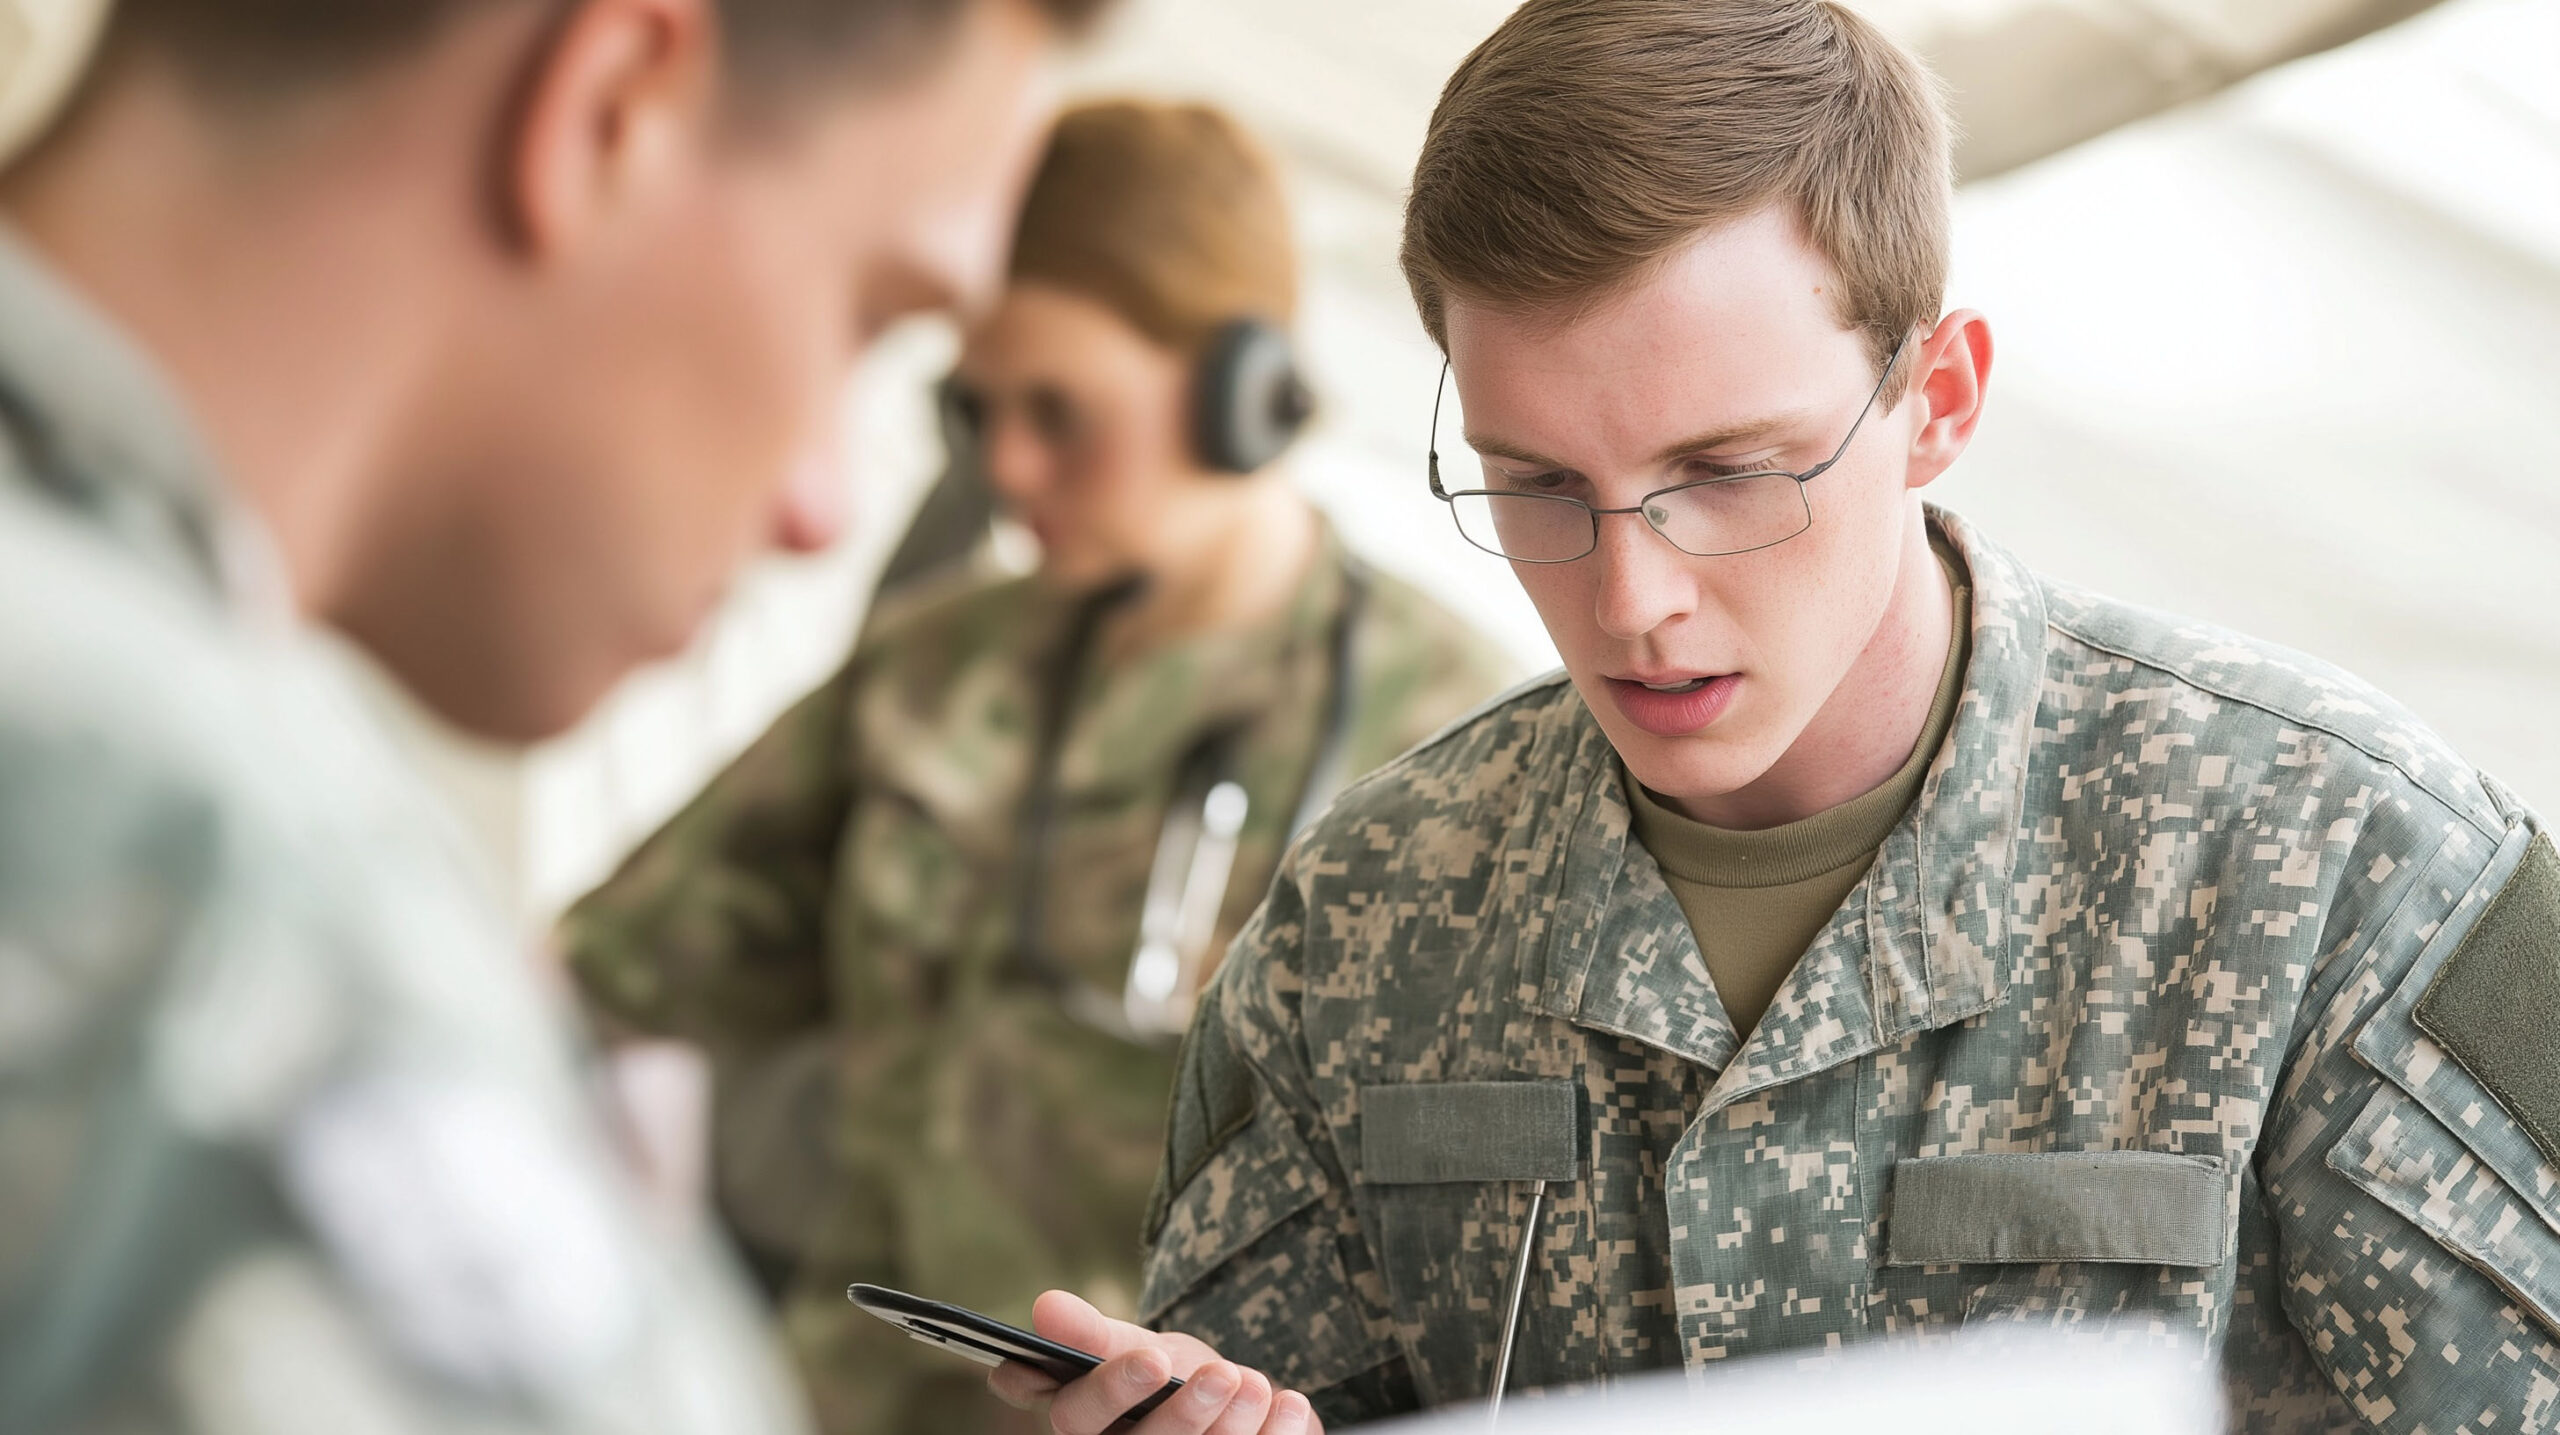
1425, 337, 1909, 563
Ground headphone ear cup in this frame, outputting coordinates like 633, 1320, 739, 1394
1192, 319, 1314, 475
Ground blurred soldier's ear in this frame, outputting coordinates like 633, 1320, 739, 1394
503, 0, 718, 261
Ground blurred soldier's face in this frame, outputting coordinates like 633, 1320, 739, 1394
950, 284, 1258, 590
342, 0, 1057, 739
1442, 206, 1972, 811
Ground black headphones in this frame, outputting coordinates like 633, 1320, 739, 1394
938, 316, 1313, 477
1191, 318, 1316, 475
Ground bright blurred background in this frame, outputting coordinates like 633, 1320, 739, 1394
358, 0, 2560, 926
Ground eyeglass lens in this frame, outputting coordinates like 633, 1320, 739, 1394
1448, 476, 1813, 562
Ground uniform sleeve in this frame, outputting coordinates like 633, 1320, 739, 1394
2261, 816, 2560, 1431
1139, 859, 1419, 1426
1883, 0, 2443, 180
560, 665, 860, 1062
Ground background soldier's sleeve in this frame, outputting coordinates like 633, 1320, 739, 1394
2260, 811, 2560, 1431
1347, 580, 1519, 778
1140, 864, 1418, 1427
561, 666, 860, 1061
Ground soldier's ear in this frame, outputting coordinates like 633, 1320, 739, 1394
498, 0, 717, 261
1902, 310, 1992, 492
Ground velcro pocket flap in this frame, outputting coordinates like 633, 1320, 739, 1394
1887, 1151, 2229, 1267
1358, 1081, 1582, 1185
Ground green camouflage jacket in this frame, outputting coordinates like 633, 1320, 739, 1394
1144, 508, 2560, 1433
563, 531, 1512, 1433
0, 233, 807, 1433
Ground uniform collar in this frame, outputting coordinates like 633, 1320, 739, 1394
1055, 511, 1355, 794
1527, 507, 2046, 1093
0, 223, 289, 621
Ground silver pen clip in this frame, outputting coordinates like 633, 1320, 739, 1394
1488, 1177, 1548, 1429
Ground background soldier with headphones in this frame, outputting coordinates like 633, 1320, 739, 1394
558, 100, 1513, 1435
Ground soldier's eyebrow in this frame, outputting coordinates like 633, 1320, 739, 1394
1644, 409, 1815, 466
1462, 408, 1818, 473
1461, 432, 1572, 471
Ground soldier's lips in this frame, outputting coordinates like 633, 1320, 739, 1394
1605, 672, 1740, 737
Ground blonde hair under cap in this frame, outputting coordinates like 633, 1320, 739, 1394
0, 0, 109, 169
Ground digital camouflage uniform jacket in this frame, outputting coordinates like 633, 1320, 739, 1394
1144, 508, 2560, 1432
0, 234, 806, 1433
563, 534, 1512, 1434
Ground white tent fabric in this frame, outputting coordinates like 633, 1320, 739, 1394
1942, 0, 2560, 818
1885, 0, 2456, 179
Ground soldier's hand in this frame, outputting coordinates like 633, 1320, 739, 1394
988, 1290, 1322, 1435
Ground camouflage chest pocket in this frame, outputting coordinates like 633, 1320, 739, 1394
1355, 1081, 1582, 1407
1886, 1151, 2233, 1330
2335, 828, 2560, 1338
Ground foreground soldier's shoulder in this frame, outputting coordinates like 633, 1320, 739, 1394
0, 493, 311, 831
2040, 579, 2504, 835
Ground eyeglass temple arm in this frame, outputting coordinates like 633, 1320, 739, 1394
1790, 336, 1910, 486
1427, 358, 1453, 499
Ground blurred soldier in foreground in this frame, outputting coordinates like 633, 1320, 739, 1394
0, 0, 1096, 1429
995, 3, 2560, 1433
562, 99, 1513, 1435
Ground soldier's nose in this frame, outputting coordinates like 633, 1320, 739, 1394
1589, 516, 1695, 641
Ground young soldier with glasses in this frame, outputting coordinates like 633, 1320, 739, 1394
995, 2, 2560, 1433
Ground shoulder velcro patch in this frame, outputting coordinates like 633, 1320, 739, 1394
2416, 832, 2560, 1170
1143, 984, 1258, 1244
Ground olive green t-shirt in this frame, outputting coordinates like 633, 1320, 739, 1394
1628, 541, 1972, 1037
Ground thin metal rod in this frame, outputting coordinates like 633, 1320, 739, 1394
1488, 1178, 1547, 1426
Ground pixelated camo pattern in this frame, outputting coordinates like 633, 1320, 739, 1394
1145, 508, 2560, 1434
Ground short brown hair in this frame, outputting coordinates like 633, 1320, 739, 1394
106, 0, 1110, 101
1007, 99, 1298, 356
1401, 0, 1951, 393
